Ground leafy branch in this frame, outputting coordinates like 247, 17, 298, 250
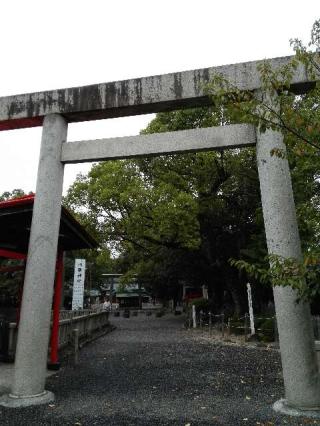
230, 252, 320, 302
204, 19, 320, 152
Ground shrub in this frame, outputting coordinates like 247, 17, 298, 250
189, 298, 211, 313
258, 318, 276, 342
228, 319, 245, 335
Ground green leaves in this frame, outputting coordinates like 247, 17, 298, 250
65, 156, 201, 257
230, 252, 320, 303
206, 20, 320, 152
204, 20, 320, 302
0, 188, 27, 201
65, 106, 263, 307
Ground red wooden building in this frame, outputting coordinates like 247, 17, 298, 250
0, 194, 97, 367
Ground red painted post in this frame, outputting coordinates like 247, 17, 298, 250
49, 251, 64, 368
16, 260, 26, 325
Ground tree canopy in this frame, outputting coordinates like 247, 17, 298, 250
44, 19, 320, 313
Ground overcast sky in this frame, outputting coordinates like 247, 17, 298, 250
0, 1, 318, 195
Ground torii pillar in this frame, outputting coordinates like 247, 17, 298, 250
257, 121, 320, 415
0, 114, 67, 407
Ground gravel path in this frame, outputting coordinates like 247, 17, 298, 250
0, 313, 319, 425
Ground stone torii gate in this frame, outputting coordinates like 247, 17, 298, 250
0, 56, 319, 416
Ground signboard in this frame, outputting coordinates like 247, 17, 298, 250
72, 259, 86, 310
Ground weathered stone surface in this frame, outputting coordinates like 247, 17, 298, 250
0, 56, 313, 131
0, 391, 54, 408
8, 114, 67, 401
256, 125, 320, 409
61, 124, 256, 163
273, 399, 320, 418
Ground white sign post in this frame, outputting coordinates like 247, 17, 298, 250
72, 259, 86, 310
247, 283, 255, 335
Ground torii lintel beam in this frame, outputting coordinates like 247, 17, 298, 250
0, 56, 315, 131
61, 124, 256, 163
